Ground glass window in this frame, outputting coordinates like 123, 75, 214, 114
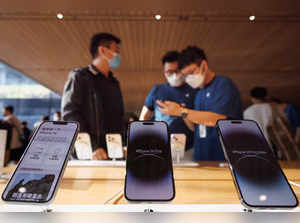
0, 61, 61, 130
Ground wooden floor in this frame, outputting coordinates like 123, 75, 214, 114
0, 162, 300, 205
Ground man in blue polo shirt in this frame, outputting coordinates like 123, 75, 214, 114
157, 46, 242, 161
140, 51, 197, 150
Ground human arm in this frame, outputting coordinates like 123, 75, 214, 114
61, 71, 88, 132
157, 100, 226, 127
139, 106, 153, 120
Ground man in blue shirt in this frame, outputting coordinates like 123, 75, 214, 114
140, 51, 197, 149
157, 46, 242, 161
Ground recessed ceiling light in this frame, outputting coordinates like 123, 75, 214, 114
155, 14, 162, 20
57, 13, 64, 20
249, 15, 255, 21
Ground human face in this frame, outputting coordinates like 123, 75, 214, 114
3, 109, 9, 117
103, 41, 120, 60
181, 62, 207, 88
164, 61, 179, 78
164, 61, 185, 87
181, 63, 202, 76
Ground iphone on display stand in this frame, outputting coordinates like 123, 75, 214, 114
74, 133, 93, 160
170, 134, 186, 163
106, 134, 124, 161
1, 121, 79, 208
217, 119, 298, 210
125, 121, 175, 202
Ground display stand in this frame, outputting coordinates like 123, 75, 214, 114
242, 208, 253, 213
144, 207, 154, 212
111, 149, 117, 165
40, 206, 53, 213
219, 162, 229, 168
175, 147, 181, 164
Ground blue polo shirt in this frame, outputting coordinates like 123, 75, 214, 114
144, 83, 197, 149
284, 104, 300, 137
194, 76, 242, 161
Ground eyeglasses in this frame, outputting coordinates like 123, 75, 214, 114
165, 69, 181, 76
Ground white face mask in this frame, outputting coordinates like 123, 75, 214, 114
185, 73, 205, 89
167, 73, 185, 87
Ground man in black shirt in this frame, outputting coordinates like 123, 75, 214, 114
62, 33, 124, 160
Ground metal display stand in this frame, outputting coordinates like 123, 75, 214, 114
243, 208, 253, 213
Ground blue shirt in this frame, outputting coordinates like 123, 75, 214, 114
284, 104, 300, 137
144, 83, 197, 149
194, 76, 243, 161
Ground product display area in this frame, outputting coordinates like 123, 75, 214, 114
0, 162, 299, 212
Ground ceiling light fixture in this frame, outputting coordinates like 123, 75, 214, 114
155, 14, 162, 20
249, 15, 255, 21
57, 13, 64, 20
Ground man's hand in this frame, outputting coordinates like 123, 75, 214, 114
92, 148, 109, 160
156, 100, 182, 116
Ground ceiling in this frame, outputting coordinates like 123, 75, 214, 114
1, 0, 300, 112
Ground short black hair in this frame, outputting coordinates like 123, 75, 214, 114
90, 33, 121, 59
42, 115, 50, 121
162, 51, 180, 65
250, 87, 268, 100
178, 46, 207, 70
4, 105, 14, 114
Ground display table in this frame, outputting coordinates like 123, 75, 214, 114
0, 162, 300, 211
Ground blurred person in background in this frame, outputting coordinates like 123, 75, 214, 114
123, 112, 139, 146
128, 113, 138, 123
34, 115, 50, 129
21, 121, 31, 147
62, 33, 124, 160
271, 98, 300, 146
243, 87, 272, 144
53, 111, 62, 121
157, 46, 242, 161
3, 105, 24, 162
140, 51, 197, 150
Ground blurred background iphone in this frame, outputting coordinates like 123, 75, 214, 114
170, 133, 186, 162
74, 133, 93, 160
125, 121, 175, 202
106, 134, 123, 159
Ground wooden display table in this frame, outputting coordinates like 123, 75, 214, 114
0, 162, 299, 206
